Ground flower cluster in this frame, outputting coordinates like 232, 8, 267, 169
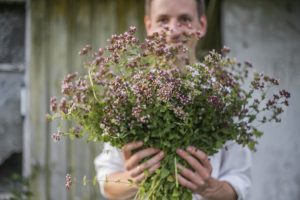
48, 26, 290, 200
65, 174, 72, 191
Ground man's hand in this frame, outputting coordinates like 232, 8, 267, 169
122, 141, 164, 184
103, 141, 164, 199
176, 146, 237, 200
176, 146, 212, 193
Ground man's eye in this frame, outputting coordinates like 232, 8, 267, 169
157, 18, 169, 24
180, 16, 192, 23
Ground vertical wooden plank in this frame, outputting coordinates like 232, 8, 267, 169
27, 0, 49, 199
95, 0, 118, 40
65, 1, 76, 199
90, 0, 108, 48
68, 0, 94, 199
47, 0, 69, 199
116, 0, 127, 33
23, 0, 31, 179
132, 0, 147, 40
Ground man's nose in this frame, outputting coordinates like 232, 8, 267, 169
167, 21, 182, 43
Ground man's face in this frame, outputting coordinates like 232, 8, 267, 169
144, 0, 207, 52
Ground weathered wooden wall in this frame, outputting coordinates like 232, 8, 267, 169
25, 0, 145, 199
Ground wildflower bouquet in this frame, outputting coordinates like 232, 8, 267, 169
48, 26, 290, 199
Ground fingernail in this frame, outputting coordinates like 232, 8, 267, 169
138, 141, 143, 145
159, 151, 164, 156
187, 146, 195, 151
176, 149, 183, 153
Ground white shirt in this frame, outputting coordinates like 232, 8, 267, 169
94, 141, 252, 200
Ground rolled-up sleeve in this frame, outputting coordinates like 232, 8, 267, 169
218, 142, 252, 200
94, 143, 125, 198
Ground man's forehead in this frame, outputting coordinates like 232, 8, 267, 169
150, 0, 198, 17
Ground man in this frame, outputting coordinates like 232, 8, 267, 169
94, 0, 252, 199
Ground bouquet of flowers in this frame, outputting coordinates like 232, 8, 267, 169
48, 26, 290, 199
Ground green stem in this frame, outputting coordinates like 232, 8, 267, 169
146, 175, 162, 199
88, 68, 101, 103
174, 157, 179, 188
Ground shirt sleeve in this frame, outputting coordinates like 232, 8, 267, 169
218, 141, 252, 200
94, 143, 125, 198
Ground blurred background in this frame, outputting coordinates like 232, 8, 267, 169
0, 0, 299, 199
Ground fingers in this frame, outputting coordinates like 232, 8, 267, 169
122, 141, 144, 160
125, 148, 160, 170
148, 162, 161, 174
122, 141, 164, 184
187, 146, 211, 172
176, 149, 209, 179
134, 162, 161, 183
177, 174, 197, 191
177, 163, 204, 187
130, 151, 164, 177
128, 151, 163, 184
139, 151, 164, 171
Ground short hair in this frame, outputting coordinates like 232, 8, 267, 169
145, 0, 205, 18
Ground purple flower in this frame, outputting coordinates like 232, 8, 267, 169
59, 97, 68, 114
50, 97, 58, 112
51, 131, 62, 142
65, 174, 72, 190
208, 95, 222, 108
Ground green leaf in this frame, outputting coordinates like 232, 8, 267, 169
253, 128, 263, 138
167, 175, 174, 182
160, 168, 169, 179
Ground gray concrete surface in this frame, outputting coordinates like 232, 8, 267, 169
223, 0, 300, 199
0, 3, 24, 165
0, 3, 25, 63
0, 73, 23, 165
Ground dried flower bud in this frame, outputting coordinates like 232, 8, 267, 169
208, 95, 222, 108
61, 82, 73, 95
129, 26, 137, 34
66, 174, 72, 191
270, 78, 279, 86
50, 97, 58, 112
51, 131, 62, 142
64, 73, 77, 83
93, 56, 104, 65
59, 97, 68, 114
98, 48, 104, 56
85, 44, 92, 50
279, 89, 290, 98
221, 46, 231, 55
76, 79, 89, 91
79, 47, 88, 56
244, 61, 253, 68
